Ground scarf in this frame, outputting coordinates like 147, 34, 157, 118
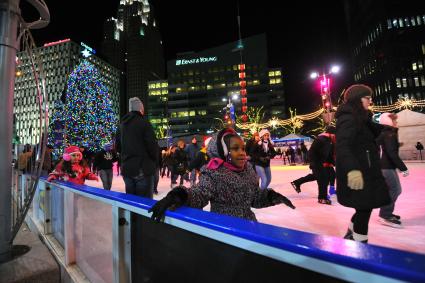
206, 157, 245, 172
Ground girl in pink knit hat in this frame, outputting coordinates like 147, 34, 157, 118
47, 145, 98, 185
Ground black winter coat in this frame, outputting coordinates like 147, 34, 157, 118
308, 134, 334, 169
376, 126, 408, 171
172, 148, 189, 174
251, 140, 276, 167
335, 104, 390, 209
116, 111, 158, 177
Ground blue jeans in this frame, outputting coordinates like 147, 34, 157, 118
379, 169, 402, 218
99, 169, 113, 190
255, 165, 271, 189
123, 170, 153, 198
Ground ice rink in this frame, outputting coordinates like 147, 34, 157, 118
85, 159, 425, 255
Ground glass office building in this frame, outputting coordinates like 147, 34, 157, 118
345, 0, 425, 107
148, 34, 285, 138
14, 39, 120, 144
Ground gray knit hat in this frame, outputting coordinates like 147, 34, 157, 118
129, 97, 144, 112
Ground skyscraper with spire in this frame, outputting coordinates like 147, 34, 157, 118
101, 0, 165, 117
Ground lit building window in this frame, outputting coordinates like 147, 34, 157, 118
275, 78, 282, 84
206, 84, 212, 90
396, 78, 401, 88
161, 82, 168, 88
268, 71, 275, 77
419, 61, 424, 69
387, 19, 392, 29
421, 76, 425, 86
253, 80, 260, 85
414, 77, 420, 87
393, 19, 398, 28
413, 62, 417, 70
399, 18, 404, 28
275, 70, 281, 76
402, 78, 407, 88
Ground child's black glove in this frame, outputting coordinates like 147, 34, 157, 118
148, 186, 188, 222
268, 189, 296, 209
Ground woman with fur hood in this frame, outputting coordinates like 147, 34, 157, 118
335, 84, 390, 243
149, 128, 295, 222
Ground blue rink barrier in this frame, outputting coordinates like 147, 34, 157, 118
34, 178, 425, 283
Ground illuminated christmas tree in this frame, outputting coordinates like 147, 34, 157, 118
63, 60, 117, 153
48, 100, 66, 160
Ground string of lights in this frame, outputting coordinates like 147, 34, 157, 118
371, 97, 425, 112
236, 97, 425, 131
236, 108, 324, 130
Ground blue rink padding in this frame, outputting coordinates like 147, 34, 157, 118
44, 178, 425, 283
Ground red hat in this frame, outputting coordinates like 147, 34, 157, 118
63, 145, 81, 161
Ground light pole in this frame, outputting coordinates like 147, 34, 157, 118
310, 65, 340, 124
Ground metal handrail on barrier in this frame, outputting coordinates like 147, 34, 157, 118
24, 176, 425, 283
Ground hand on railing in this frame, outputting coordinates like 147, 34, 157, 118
149, 186, 188, 222
47, 175, 56, 182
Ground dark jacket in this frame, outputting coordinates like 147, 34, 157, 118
185, 143, 199, 161
335, 104, 390, 209
376, 126, 408, 171
116, 111, 158, 177
308, 133, 334, 169
251, 140, 276, 167
189, 148, 209, 171
172, 147, 189, 174
93, 150, 118, 171
245, 138, 257, 158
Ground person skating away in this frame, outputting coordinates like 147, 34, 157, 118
47, 145, 99, 185
288, 146, 296, 165
116, 97, 159, 198
161, 146, 174, 178
251, 129, 277, 189
188, 137, 212, 186
185, 136, 199, 187
335, 84, 390, 244
149, 128, 295, 222
300, 142, 308, 164
93, 142, 118, 190
171, 140, 189, 188
376, 113, 409, 228
290, 126, 336, 201
245, 132, 260, 169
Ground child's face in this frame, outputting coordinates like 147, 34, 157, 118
70, 152, 82, 163
178, 141, 185, 149
229, 137, 246, 168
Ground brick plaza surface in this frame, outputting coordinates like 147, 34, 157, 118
85, 159, 425, 254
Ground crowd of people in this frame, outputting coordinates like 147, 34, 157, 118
15, 84, 415, 244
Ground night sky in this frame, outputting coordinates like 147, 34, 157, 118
22, 0, 352, 114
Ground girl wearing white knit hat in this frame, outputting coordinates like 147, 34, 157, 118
251, 128, 276, 189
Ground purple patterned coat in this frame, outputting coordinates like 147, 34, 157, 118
187, 163, 278, 221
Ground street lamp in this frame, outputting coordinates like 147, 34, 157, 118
310, 65, 340, 124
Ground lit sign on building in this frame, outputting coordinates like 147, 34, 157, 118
80, 42, 96, 58
43, 38, 71, 47
175, 56, 218, 66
